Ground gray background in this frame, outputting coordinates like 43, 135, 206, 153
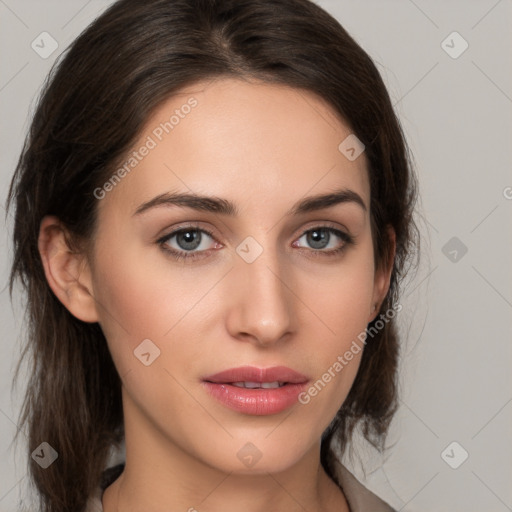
1, 1, 511, 511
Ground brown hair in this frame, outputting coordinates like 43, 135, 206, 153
6, 0, 419, 510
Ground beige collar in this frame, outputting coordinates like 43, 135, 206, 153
331, 459, 395, 511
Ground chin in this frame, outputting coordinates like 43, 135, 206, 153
193, 431, 317, 475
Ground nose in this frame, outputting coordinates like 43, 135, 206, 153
225, 244, 294, 347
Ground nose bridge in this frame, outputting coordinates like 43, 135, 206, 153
228, 234, 293, 344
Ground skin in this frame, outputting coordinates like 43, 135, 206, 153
38, 77, 395, 512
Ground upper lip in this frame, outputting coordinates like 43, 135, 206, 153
203, 365, 309, 384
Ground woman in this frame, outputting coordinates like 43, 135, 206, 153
6, 0, 419, 510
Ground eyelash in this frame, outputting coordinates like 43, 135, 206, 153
157, 224, 355, 262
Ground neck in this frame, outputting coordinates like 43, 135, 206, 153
102, 393, 349, 512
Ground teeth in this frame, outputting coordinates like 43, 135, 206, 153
261, 382, 281, 389
232, 381, 285, 389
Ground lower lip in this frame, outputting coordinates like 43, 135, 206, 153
202, 382, 308, 415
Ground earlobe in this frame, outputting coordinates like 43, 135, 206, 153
38, 215, 99, 323
368, 225, 396, 322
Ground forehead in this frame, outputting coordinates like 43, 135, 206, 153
97, 77, 370, 218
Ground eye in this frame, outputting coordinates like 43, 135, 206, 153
157, 225, 218, 261
292, 226, 354, 258
157, 224, 354, 262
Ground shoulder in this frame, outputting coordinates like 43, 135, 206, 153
332, 459, 396, 512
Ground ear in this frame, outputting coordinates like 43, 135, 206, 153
368, 225, 396, 323
38, 215, 99, 323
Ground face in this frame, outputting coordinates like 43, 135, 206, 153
46, 77, 392, 475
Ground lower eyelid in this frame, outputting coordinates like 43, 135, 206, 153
159, 226, 352, 258
159, 228, 217, 250
294, 228, 353, 251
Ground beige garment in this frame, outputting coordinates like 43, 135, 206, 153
84, 458, 395, 512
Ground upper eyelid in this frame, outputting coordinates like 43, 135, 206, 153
159, 222, 350, 246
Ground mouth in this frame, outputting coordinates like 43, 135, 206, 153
202, 366, 309, 415
230, 381, 287, 389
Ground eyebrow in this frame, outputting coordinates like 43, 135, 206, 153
132, 187, 367, 217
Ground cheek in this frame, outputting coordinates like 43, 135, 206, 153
294, 250, 375, 415
89, 238, 190, 366
91, 256, 216, 440
301, 248, 375, 344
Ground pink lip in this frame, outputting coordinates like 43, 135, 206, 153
202, 366, 309, 416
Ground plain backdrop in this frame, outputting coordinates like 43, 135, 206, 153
1, 1, 511, 511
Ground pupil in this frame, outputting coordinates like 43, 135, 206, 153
178, 230, 201, 250
309, 229, 329, 249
